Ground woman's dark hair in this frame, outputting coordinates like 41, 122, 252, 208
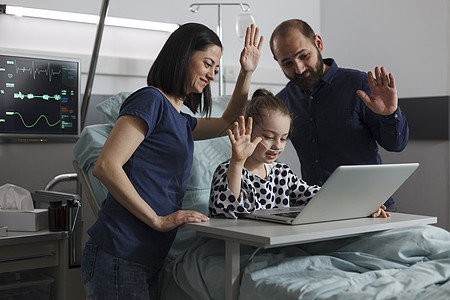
147, 23, 222, 116
245, 88, 292, 126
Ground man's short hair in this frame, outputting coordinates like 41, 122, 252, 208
270, 19, 316, 58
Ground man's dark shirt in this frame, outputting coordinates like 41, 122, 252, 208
277, 59, 409, 207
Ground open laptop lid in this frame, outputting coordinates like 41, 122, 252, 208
247, 163, 419, 225
291, 163, 419, 224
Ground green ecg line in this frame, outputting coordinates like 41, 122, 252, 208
13, 91, 62, 101
6, 111, 61, 128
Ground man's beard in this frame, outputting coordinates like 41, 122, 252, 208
286, 50, 324, 91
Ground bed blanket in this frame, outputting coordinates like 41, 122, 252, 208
160, 225, 450, 300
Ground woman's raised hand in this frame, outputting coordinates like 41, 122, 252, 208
240, 24, 263, 73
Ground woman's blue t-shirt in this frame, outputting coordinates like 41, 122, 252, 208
88, 86, 197, 268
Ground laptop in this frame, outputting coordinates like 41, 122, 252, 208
244, 163, 419, 225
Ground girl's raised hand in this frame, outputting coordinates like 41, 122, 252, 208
228, 116, 262, 162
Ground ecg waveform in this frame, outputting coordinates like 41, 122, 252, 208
13, 91, 62, 101
13, 60, 62, 82
6, 111, 62, 128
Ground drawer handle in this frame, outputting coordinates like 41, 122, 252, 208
0, 253, 55, 263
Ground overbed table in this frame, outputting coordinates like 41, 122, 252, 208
183, 212, 437, 300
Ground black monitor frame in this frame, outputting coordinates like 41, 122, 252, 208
0, 52, 80, 143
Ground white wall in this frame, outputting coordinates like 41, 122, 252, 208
2, 0, 320, 68
321, 0, 450, 229
321, 0, 449, 98
1, 0, 322, 95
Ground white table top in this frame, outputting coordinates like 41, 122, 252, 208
183, 212, 437, 248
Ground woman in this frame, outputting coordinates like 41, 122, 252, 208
81, 23, 263, 299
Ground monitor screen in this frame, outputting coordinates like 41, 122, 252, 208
0, 53, 80, 142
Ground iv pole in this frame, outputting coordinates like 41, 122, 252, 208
80, 0, 110, 129
189, 3, 251, 96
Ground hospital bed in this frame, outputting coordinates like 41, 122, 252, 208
73, 93, 450, 300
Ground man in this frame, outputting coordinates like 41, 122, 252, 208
270, 19, 409, 208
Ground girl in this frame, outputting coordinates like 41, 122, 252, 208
209, 89, 390, 219
81, 23, 263, 299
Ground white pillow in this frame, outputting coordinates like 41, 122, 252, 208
95, 92, 132, 125
169, 95, 232, 260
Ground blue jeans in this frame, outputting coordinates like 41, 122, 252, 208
81, 239, 160, 300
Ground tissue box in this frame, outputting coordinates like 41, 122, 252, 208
0, 209, 48, 231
